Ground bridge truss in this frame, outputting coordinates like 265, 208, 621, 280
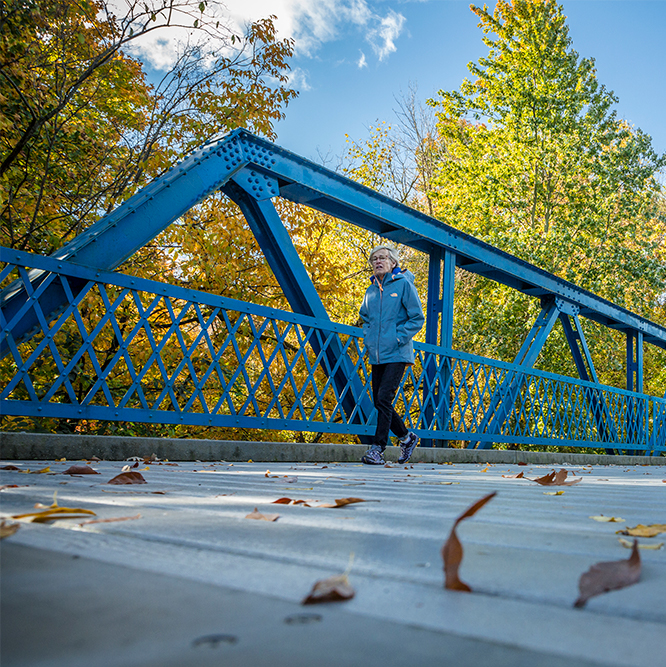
1, 130, 665, 452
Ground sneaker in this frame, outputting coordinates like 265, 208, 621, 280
361, 446, 385, 465
398, 432, 418, 464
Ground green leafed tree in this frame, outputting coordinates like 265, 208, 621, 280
426, 0, 665, 393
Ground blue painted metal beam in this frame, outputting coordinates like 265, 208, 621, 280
2, 128, 665, 357
473, 298, 561, 448
222, 179, 373, 433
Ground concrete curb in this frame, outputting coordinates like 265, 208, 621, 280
1, 432, 663, 465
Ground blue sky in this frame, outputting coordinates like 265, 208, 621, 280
134, 1, 665, 166
255, 1, 666, 165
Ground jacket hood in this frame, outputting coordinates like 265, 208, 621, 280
370, 267, 416, 285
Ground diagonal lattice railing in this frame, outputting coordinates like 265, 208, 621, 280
1, 248, 664, 453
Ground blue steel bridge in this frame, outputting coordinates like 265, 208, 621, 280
1, 129, 665, 453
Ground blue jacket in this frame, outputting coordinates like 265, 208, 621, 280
359, 268, 425, 365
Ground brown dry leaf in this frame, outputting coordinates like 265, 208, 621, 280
617, 524, 666, 538
532, 469, 581, 486
317, 497, 369, 508
78, 514, 141, 526
63, 464, 99, 475
590, 515, 625, 523
574, 540, 641, 608
502, 472, 524, 479
271, 497, 311, 507
245, 507, 279, 521
302, 573, 355, 604
442, 492, 497, 592
618, 538, 663, 550
0, 520, 20, 539
1, 465, 20, 471
517, 461, 528, 466
107, 471, 147, 485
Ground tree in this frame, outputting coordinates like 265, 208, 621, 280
426, 0, 666, 389
0, 0, 296, 253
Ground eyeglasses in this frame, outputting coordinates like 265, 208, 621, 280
370, 254, 391, 263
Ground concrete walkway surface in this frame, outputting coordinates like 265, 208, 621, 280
1, 456, 665, 667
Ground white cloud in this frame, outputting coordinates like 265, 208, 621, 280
366, 9, 406, 61
121, 1, 407, 71
221, 1, 406, 61
357, 50, 367, 68
286, 66, 311, 91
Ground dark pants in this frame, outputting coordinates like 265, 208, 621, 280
371, 362, 409, 451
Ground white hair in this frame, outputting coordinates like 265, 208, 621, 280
369, 245, 400, 268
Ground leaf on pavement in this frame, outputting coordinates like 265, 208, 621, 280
21, 467, 51, 474
574, 540, 641, 608
532, 469, 581, 486
502, 472, 524, 478
0, 520, 20, 539
107, 471, 147, 485
63, 464, 99, 475
302, 573, 355, 604
617, 524, 666, 538
618, 537, 663, 550
316, 497, 370, 508
543, 491, 565, 495
1, 465, 20, 470
589, 515, 624, 522
11, 493, 96, 523
245, 507, 279, 521
272, 497, 311, 507
442, 491, 497, 592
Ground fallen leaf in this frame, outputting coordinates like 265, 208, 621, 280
590, 515, 624, 523
21, 467, 51, 474
302, 573, 355, 604
78, 514, 141, 526
617, 524, 666, 538
121, 465, 131, 472
107, 471, 147, 485
502, 472, 524, 479
63, 464, 99, 475
0, 520, 20, 539
574, 540, 641, 608
245, 508, 279, 521
143, 453, 160, 463
517, 461, 528, 466
480, 467, 489, 473
271, 497, 311, 507
442, 492, 497, 592
618, 538, 663, 550
1, 465, 20, 471
532, 469, 581, 486
543, 491, 565, 496
317, 497, 370, 508
91, 456, 101, 462
11, 492, 96, 523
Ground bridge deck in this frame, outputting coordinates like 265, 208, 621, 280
1, 456, 664, 667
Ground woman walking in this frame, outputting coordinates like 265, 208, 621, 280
359, 245, 424, 465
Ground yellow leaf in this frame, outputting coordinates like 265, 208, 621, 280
618, 538, 663, 550
590, 515, 624, 522
543, 491, 565, 496
617, 524, 666, 538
